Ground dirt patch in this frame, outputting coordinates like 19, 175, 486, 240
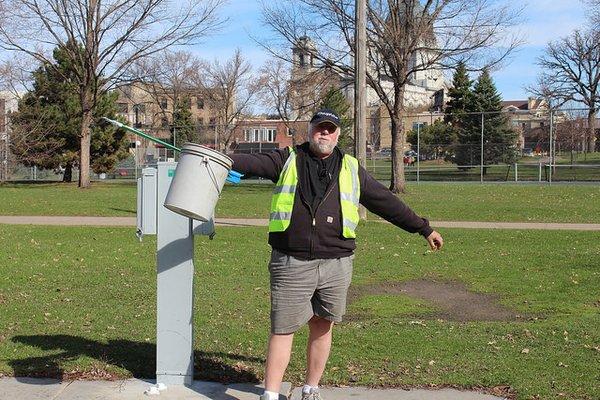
347, 279, 528, 322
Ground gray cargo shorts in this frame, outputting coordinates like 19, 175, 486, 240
268, 249, 354, 334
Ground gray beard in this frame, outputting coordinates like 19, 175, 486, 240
309, 137, 338, 156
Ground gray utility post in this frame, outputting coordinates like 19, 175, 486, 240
137, 162, 215, 386
355, 0, 367, 219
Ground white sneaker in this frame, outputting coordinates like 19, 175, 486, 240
301, 388, 323, 400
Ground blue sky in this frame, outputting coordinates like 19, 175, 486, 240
192, 0, 589, 101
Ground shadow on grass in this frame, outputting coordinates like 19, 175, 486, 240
9, 335, 262, 384
107, 207, 136, 214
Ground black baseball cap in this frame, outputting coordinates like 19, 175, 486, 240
310, 109, 340, 127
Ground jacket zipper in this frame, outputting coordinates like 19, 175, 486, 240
308, 183, 337, 259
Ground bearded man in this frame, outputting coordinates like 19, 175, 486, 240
229, 109, 443, 400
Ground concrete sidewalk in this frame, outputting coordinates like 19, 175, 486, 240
0, 215, 599, 230
0, 377, 507, 399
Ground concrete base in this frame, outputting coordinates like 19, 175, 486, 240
0, 378, 291, 400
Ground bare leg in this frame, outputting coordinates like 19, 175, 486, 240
305, 316, 334, 386
264, 332, 295, 393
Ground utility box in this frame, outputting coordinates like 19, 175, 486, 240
137, 166, 214, 239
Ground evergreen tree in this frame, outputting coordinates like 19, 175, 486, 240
10, 42, 128, 181
316, 87, 354, 152
170, 96, 198, 146
444, 61, 472, 129
407, 120, 458, 161
455, 69, 517, 168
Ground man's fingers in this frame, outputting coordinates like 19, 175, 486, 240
426, 231, 443, 250
428, 238, 437, 250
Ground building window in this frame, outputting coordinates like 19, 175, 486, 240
160, 98, 167, 110
287, 128, 294, 137
412, 122, 427, 131
197, 97, 204, 110
244, 128, 276, 142
133, 103, 146, 114
161, 118, 169, 127
117, 103, 128, 114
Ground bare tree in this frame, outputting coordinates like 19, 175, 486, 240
261, 0, 522, 192
555, 116, 588, 156
584, 0, 600, 26
535, 29, 600, 153
0, 0, 226, 187
128, 50, 203, 130
201, 49, 257, 151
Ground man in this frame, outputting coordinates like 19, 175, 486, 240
230, 109, 443, 400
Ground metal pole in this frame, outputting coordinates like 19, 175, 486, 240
549, 110, 553, 183
355, 0, 367, 219
214, 124, 218, 151
480, 113, 484, 183
538, 162, 542, 182
514, 163, 518, 182
417, 122, 420, 184
135, 140, 138, 180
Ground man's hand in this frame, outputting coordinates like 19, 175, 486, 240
426, 231, 443, 251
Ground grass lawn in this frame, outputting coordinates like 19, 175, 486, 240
1, 181, 600, 224
0, 224, 598, 399
0, 181, 137, 217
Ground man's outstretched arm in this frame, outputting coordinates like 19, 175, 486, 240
358, 166, 443, 250
229, 148, 289, 183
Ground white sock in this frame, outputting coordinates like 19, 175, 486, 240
263, 390, 279, 400
302, 384, 318, 394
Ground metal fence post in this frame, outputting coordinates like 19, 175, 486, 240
480, 113, 484, 183
417, 122, 420, 184
548, 110, 554, 183
514, 163, 518, 182
538, 162, 542, 182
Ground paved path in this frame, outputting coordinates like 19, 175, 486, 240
0, 215, 599, 230
0, 377, 506, 399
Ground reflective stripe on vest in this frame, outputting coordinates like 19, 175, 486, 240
268, 147, 361, 238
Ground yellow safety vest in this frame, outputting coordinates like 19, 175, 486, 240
269, 147, 360, 238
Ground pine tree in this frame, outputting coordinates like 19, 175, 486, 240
444, 61, 472, 129
10, 42, 128, 181
316, 87, 354, 152
455, 69, 517, 168
170, 96, 198, 146
407, 120, 457, 161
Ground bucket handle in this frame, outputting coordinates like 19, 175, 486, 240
202, 156, 224, 196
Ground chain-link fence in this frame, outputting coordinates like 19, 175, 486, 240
1, 108, 598, 183
364, 107, 599, 183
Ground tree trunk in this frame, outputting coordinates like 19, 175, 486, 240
588, 109, 597, 153
389, 87, 406, 194
62, 162, 73, 182
390, 114, 406, 193
78, 103, 93, 188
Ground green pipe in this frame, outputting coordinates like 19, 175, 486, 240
102, 117, 181, 152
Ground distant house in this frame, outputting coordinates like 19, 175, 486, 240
501, 98, 565, 153
113, 82, 227, 144
229, 118, 308, 154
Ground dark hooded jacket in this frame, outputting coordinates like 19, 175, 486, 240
230, 143, 433, 260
